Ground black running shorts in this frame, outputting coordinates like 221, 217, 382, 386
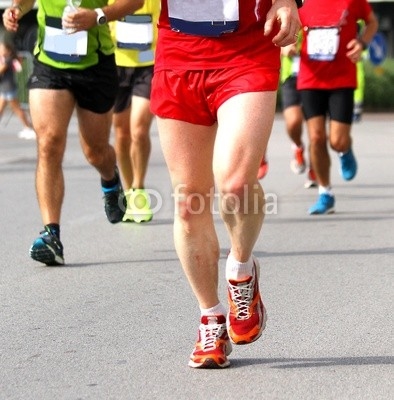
300, 88, 354, 124
28, 53, 119, 114
113, 65, 154, 113
281, 76, 301, 110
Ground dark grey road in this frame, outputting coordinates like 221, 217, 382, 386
1, 111, 393, 399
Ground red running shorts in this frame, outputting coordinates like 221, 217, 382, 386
151, 65, 279, 126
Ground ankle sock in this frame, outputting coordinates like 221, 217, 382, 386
101, 170, 119, 191
226, 252, 254, 281
200, 303, 227, 317
292, 143, 304, 151
318, 185, 333, 196
339, 149, 351, 157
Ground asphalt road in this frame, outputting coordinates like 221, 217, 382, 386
1, 111, 393, 400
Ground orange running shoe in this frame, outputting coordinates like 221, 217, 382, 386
227, 257, 267, 344
257, 157, 269, 180
290, 146, 306, 175
188, 315, 232, 368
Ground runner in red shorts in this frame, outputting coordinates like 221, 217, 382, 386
151, 0, 302, 368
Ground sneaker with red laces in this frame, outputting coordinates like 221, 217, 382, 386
188, 315, 232, 369
257, 157, 269, 180
227, 257, 267, 345
290, 146, 306, 174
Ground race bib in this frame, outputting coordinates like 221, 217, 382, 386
168, 0, 239, 37
307, 27, 340, 61
116, 14, 153, 51
43, 16, 87, 63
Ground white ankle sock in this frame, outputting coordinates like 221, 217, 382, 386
318, 185, 333, 195
226, 252, 254, 281
200, 303, 227, 317
292, 143, 304, 151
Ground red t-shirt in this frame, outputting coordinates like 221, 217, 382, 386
297, 0, 372, 90
154, 0, 280, 72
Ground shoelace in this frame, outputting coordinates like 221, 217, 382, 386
200, 323, 226, 351
228, 278, 254, 320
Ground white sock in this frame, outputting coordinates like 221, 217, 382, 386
226, 251, 254, 281
318, 185, 333, 196
200, 303, 227, 317
292, 143, 304, 151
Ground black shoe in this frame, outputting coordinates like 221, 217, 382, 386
30, 227, 64, 266
102, 171, 125, 223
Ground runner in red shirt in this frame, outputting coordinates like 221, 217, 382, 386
297, 0, 378, 214
151, 0, 302, 369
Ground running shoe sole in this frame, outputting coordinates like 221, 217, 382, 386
188, 356, 231, 369
30, 241, 64, 266
309, 207, 335, 215
188, 341, 232, 369
122, 189, 153, 223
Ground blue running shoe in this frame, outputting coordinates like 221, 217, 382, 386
339, 148, 357, 181
30, 227, 64, 266
308, 193, 335, 215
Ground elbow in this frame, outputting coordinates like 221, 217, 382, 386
369, 13, 379, 34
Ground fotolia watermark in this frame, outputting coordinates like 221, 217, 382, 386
171, 184, 278, 215
120, 184, 278, 215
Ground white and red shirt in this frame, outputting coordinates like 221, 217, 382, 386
154, 0, 281, 72
297, 0, 372, 90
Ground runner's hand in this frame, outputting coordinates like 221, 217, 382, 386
2, 6, 22, 32
265, 0, 301, 47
